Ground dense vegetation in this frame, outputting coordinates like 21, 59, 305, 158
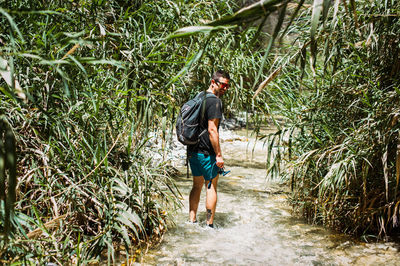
0, 0, 399, 263
197, 0, 400, 239
0, 0, 271, 264
266, 0, 400, 240
174, 0, 400, 240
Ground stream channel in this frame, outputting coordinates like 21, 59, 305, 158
139, 128, 400, 265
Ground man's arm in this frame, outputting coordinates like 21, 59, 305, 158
208, 118, 224, 169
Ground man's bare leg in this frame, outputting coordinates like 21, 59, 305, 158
205, 175, 219, 226
189, 176, 204, 222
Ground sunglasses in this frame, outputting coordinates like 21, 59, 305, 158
214, 80, 230, 89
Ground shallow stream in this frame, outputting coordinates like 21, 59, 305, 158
139, 130, 400, 265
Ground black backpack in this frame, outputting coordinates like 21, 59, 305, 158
176, 92, 216, 145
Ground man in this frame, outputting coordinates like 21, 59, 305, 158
188, 70, 230, 228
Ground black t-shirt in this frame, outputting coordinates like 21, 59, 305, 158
188, 91, 223, 155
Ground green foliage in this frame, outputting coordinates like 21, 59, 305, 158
0, 0, 264, 263
263, 1, 400, 238
173, 0, 400, 239
3, 0, 397, 263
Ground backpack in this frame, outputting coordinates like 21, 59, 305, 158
176, 92, 216, 146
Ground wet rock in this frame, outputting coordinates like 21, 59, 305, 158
221, 116, 246, 130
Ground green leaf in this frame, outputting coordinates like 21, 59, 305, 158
322, 0, 332, 23
207, 0, 284, 26
279, 0, 306, 42
115, 224, 131, 247
0, 8, 25, 43
253, 3, 287, 88
166, 46, 206, 88
116, 208, 142, 239
310, 0, 323, 70
167, 25, 235, 39
112, 177, 130, 197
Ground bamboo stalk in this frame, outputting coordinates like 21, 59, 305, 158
253, 41, 311, 99
27, 214, 67, 239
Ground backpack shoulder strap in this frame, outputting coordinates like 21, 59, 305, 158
199, 92, 218, 127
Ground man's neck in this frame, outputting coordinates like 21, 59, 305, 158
207, 86, 218, 97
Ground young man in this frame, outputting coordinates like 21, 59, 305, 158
188, 70, 230, 228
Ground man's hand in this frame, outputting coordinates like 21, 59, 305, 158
216, 155, 224, 169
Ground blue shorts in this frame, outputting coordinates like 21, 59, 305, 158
188, 153, 219, 181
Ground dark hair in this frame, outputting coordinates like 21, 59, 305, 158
212, 69, 230, 81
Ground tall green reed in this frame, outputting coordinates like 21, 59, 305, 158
0, 0, 282, 262
0, 0, 262, 263
263, 1, 400, 238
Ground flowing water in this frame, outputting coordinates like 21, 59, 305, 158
139, 129, 400, 265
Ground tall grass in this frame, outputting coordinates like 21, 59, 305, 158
264, 0, 400, 239
0, 0, 269, 263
